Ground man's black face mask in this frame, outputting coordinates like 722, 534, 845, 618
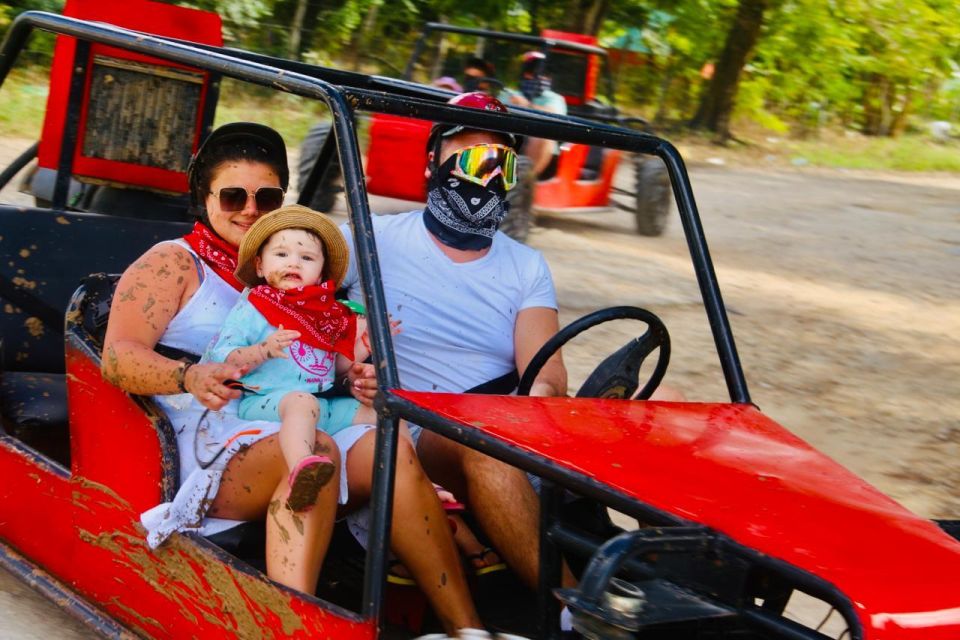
423, 153, 509, 251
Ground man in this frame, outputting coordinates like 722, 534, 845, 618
461, 56, 499, 95
342, 91, 573, 594
499, 51, 567, 179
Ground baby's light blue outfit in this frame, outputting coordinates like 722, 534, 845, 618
204, 290, 359, 435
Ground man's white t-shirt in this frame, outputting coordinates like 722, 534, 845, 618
340, 211, 556, 393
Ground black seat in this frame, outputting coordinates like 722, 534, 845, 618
578, 145, 606, 181
0, 205, 190, 464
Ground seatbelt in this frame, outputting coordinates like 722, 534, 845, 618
465, 369, 519, 395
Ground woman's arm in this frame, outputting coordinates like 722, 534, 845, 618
101, 244, 243, 409
514, 306, 567, 397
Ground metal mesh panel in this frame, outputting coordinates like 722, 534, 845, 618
82, 55, 203, 172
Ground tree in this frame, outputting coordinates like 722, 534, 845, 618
690, 0, 773, 140
564, 0, 612, 36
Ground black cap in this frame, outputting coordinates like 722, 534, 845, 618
187, 122, 289, 206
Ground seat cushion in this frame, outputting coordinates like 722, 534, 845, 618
0, 371, 70, 465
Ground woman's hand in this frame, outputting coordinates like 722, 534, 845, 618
263, 325, 300, 359
347, 361, 377, 407
184, 362, 248, 411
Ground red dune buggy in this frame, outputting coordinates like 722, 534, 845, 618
1, 3, 959, 639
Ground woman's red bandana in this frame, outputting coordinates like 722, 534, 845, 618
182, 222, 243, 292
248, 281, 357, 360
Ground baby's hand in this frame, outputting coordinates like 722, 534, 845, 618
358, 318, 402, 352
263, 325, 300, 359
389, 318, 402, 336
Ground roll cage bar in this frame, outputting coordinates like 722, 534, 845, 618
0, 10, 756, 635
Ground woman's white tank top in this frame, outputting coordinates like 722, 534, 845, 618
158, 239, 240, 356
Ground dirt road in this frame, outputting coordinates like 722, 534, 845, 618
1, 139, 958, 634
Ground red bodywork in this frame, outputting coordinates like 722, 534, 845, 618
539, 29, 600, 106
1, 339, 375, 638
395, 391, 960, 640
365, 113, 431, 202
37, 0, 221, 194
534, 144, 621, 209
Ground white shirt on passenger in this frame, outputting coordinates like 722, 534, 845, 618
340, 210, 556, 393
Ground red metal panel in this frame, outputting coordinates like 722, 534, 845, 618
1, 342, 376, 638
365, 113, 431, 202
0, 440, 375, 638
37, 0, 222, 193
67, 344, 166, 512
540, 29, 599, 104
394, 391, 960, 639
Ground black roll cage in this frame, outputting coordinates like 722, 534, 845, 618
0, 10, 766, 637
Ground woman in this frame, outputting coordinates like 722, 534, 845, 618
102, 123, 482, 634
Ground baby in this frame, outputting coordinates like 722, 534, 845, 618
204, 204, 378, 512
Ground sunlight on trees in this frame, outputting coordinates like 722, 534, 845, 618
1, 0, 957, 140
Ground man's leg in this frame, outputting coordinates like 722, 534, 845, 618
417, 430, 574, 590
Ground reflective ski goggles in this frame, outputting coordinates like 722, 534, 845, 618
211, 186, 285, 213
449, 144, 518, 191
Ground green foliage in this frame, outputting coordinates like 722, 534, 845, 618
1, 0, 958, 148
0, 67, 50, 139
745, 0, 960, 136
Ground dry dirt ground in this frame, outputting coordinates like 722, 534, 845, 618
1, 136, 958, 636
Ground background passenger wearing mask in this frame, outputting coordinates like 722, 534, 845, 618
499, 51, 567, 179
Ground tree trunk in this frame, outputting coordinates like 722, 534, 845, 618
690, 0, 770, 141
582, 0, 610, 36
653, 64, 676, 125
288, 0, 309, 60
889, 84, 912, 137
350, 1, 380, 71
861, 73, 882, 135
565, 0, 610, 36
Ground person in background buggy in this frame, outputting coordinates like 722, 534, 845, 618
499, 51, 567, 180
461, 56, 500, 96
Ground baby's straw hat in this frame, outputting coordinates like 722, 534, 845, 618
235, 204, 349, 288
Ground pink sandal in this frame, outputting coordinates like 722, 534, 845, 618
286, 454, 336, 512
433, 483, 465, 512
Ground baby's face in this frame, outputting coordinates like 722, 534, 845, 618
255, 228, 325, 290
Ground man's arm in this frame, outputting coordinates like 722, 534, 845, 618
514, 306, 567, 397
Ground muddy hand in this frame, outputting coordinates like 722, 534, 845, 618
187, 362, 248, 410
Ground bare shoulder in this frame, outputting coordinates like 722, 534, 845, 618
115, 241, 197, 302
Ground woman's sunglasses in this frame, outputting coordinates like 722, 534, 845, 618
211, 186, 285, 213
450, 144, 518, 191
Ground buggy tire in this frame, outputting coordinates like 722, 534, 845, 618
634, 155, 671, 236
297, 121, 341, 213
500, 154, 534, 243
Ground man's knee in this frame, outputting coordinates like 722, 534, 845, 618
460, 446, 524, 484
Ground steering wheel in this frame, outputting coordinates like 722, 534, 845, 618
517, 306, 670, 400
